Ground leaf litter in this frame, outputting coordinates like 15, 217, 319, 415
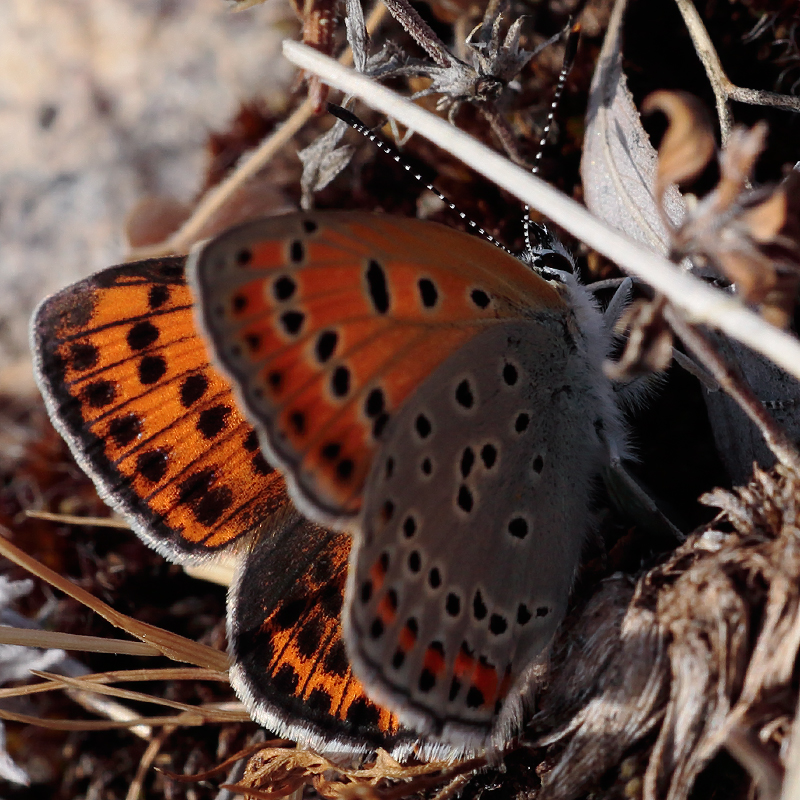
5, 1, 800, 798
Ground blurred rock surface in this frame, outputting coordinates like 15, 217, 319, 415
0, 0, 294, 392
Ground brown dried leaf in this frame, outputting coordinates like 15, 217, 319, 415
671, 122, 800, 326
230, 744, 482, 799
641, 90, 716, 211
605, 295, 673, 380
581, 0, 686, 255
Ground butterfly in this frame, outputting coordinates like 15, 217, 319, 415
32, 211, 629, 759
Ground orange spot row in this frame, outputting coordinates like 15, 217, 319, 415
423, 643, 446, 679
376, 590, 397, 628
453, 643, 512, 708
397, 619, 418, 654
368, 553, 389, 599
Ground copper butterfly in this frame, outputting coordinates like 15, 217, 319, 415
32, 210, 629, 759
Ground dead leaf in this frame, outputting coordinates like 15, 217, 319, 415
581, 0, 686, 256
641, 90, 716, 210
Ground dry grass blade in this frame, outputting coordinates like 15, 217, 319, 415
159, 741, 286, 782
0, 527, 228, 671
24, 509, 131, 528
28, 671, 245, 721
0, 626, 160, 656
127, 726, 175, 800
0, 707, 231, 731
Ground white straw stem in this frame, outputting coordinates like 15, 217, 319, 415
282, 40, 800, 382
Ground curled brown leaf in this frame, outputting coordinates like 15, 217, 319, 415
642, 90, 716, 212
605, 295, 673, 380
659, 109, 800, 327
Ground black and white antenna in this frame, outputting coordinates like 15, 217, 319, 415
328, 20, 581, 265
328, 103, 513, 255
522, 21, 581, 258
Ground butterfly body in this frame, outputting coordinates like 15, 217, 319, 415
32, 210, 628, 760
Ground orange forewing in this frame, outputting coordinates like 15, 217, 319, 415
193, 213, 565, 523
32, 257, 289, 561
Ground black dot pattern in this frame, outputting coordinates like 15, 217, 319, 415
446, 593, 460, 616
466, 686, 485, 708
127, 321, 159, 351
109, 413, 141, 447
489, 614, 508, 635
273, 275, 297, 301
418, 278, 438, 308
336, 459, 354, 480
455, 379, 474, 409
321, 442, 341, 460
366, 259, 390, 314
473, 590, 487, 620
331, 366, 351, 398
280, 310, 305, 336
460, 447, 474, 478
365, 388, 385, 417
83, 380, 117, 408
177, 469, 233, 527
508, 517, 529, 539
419, 668, 436, 692
251, 453, 270, 475
457, 485, 473, 512
148, 285, 170, 308
137, 449, 169, 483
361, 580, 373, 603
138, 355, 166, 385
232, 293, 248, 313
470, 289, 490, 308
415, 414, 432, 439
315, 330, 338, 363
70, 342, 98, 371
180, 374, 208, 408
197, 405, 231, 439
